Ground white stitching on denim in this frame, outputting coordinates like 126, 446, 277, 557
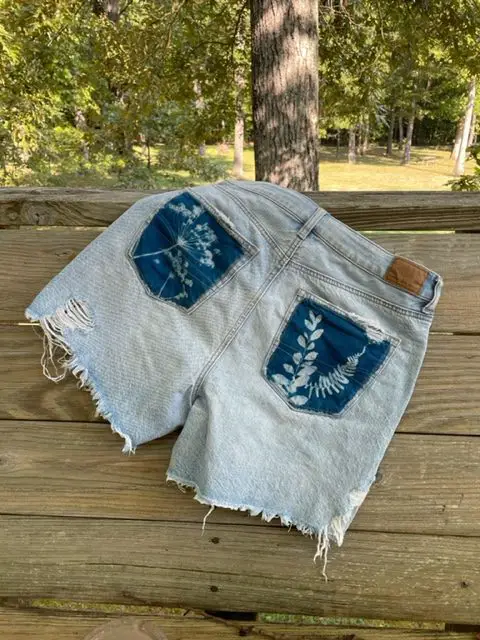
289, 259, 434, 323
308, 228, 433, 303
189, 213, 318, 405
223, 179, 319, 219
261, 287, 401, 418
222, 181, 440, 309
125, 189, 260, 315
215, 182, 286, 257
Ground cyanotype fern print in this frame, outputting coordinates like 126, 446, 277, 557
130, 192, 245, 308
266, 297, 392, 414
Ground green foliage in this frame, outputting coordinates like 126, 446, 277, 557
0, 0, 478, 187
448, 145, 480, 190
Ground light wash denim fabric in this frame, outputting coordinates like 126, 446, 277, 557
25, 179, 443, 578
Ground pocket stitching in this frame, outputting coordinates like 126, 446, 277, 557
126, 189, 260, 315
261, 287, 401, 417
289, 259, 434, 323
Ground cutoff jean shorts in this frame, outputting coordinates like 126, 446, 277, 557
25, 179, 444, 578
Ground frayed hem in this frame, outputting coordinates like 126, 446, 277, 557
166, 472, 367, 581
25, 298, 136, 456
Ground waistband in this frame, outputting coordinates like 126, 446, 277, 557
220, 180, 443, 316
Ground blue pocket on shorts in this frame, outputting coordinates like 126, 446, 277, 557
264, 289, 399, 416
128, 189, 257, 311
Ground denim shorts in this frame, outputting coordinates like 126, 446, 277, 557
25, 179, 443, 578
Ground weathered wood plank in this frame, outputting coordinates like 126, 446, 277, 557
0, 515, 478, 623
1, 328, 479, 435
0, 607, 467, 640
1, 188, 480, 230
0, 326, 99, 422
0, 420, 479, 537
1, 230, 478, 331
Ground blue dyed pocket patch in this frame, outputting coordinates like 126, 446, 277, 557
128, 190, 252, 311
264, 291, 397, 415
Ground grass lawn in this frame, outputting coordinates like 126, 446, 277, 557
8, 143, 476, 190
207, 144, 476, 190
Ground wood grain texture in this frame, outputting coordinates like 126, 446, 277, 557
1, 328, 479, 435
1, 229, 478, 331
0, 420, 479, 537
0, 515, 478, 623
0, 607, 473, 640
1, 188, 480, 230
0, 608, 471, 640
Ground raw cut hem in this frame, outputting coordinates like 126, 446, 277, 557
25, 299, 136, 455
165, 471, 366, 581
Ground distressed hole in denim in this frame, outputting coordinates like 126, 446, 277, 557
129, 191, 245, 309
25, 298, 135, 455
265, 296, 394, 415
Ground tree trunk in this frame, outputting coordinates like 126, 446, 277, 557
233, 12, 247, 178
451, 117, 464, 160
103, 0, 120, 23
468, 113, 477, 147
348, 127, 356, 164
336, 128, 340, 158
386, 109, 395, 156
193, 79, 206, 157
233, 80, 245, 178
361, 118, 369, 155
454, 78, 476, 176
74, 108, 89, 162
401, 104, 415, 165
250, 0, 319, 189
398, 116, 404, 150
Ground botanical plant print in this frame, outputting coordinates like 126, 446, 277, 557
130, 192, 245, 308
265, 297, 392, 414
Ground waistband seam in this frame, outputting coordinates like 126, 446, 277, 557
288, 258, 434, 323
213, 182, 287, 259
220, 180, 438, 311
312, 227, 433, 304
222, 179, 320, 219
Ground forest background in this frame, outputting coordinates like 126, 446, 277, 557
1, 0, 479, 191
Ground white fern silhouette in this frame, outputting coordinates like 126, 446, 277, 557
271, 309, 323, 406
271, 307, 367, 408
306, 346, 366, 399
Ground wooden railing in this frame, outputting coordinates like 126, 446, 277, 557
0, 188, 479, 637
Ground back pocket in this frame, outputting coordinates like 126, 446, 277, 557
127, 188, 258, 313
263, 288, 400, 416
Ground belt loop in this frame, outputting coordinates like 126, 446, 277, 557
296, 207, 328, 240
422, 274, 444, 313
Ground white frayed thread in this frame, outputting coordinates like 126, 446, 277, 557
348, 311, 387, 344
28, 298, 94, 383
166, 474, 368, 579
313, 489, 368, 581
201, 505, 216, 535
25, 299, 135, 455
313, 525, 330, 581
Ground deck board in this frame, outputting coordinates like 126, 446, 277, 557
0, 515, 478, 623
2, 189, 479, 626
1, 230, 479, 331
1, 607, 473, 640
1, 607, 472, 640
1, 188, 480, 230
0, 420, 479, 537
1, 328, 479, 435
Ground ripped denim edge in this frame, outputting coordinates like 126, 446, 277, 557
165, 470, 370, 582
24, 298, 136, 455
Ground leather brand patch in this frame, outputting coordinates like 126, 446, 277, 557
384, 256, 429, 295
